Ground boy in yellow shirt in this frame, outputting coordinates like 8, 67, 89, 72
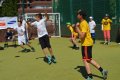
101, 14, 112, 45
76, 10, 108, 80
66, 22, 79, 50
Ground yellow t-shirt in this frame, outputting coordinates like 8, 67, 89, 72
69, 26, 78, 37
102, 18, 112, 30
79, 20, 93, 46
69, 26, 74, 33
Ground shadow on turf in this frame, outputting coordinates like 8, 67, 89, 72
36, 57, 49, 64
15, 56, 20, 58
74, 66, 104, 79
100, 42, 105, 44
36, 57, 44, 59
68, 46, 74, 49
5, 44, 19, 48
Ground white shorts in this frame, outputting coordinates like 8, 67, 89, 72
18, 36, 26, 45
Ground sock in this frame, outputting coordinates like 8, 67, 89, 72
105, 40, 107, 43
99, 67, 103, 72
88, 74, 93, 79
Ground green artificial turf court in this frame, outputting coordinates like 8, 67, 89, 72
0, 38, 120, 80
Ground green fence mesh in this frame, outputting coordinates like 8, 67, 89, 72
53, 0, 120, 41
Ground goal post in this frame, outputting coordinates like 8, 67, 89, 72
24, 13, 61, 37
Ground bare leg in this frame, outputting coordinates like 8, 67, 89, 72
70, 38, 75, 45
90, 59, 101, 69
72, 38, 79, 47
42, 48, 48, 57
26, 43, 32, 48
83, 60, 92, 74
48, 48, 54, 56
70, 38, 79, 47
20, 44, 25, 49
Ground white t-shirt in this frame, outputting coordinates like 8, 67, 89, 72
22, 20, 29, 38
32, 18, 48, 38
16, 26, 25, 39
89, 20, 96, 33
22, 20, 26, 28
16, 26, 26, 45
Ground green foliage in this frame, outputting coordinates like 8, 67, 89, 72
0, 0, 17, 17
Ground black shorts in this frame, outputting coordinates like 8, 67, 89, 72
39, 35, 51, 49
81, 46, 92, 61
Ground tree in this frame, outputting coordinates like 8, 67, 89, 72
0, 0, 17, 17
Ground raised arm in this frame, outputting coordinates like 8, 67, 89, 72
44, 12, 49, 21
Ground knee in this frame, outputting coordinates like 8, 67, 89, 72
83, 59, 92, 63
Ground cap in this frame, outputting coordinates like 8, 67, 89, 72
89, 16, 93, 19
105, 14, 109, 17
66, 22, 71, 25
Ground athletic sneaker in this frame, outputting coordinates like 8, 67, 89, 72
104, 42, 108, 45
75, 47, 79, 50
21, 49, 27, 52
102, 70, 108, 80
26, 49, 31, 52
86, 76, 93, 80
47, 56, 52, 65
71, 45, 76, 49
21, 48, 30, 53
51, 56, 57, 63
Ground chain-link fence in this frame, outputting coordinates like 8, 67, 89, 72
53, 0, 120, 41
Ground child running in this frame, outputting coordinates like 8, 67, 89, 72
29, 12, 56, 64
66, 22, 79, 50
16, 21, 35, 52
76, 10, 108, 80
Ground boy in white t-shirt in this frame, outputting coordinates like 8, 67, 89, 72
16, 21, 35, 52
29, 13, 56, 64
89, 16, 96, 43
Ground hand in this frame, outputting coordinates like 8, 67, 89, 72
72, 24, 75, 27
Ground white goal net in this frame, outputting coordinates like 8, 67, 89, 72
24, 13, 61, 37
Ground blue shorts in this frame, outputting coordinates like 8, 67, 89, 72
91, 33, 95, 38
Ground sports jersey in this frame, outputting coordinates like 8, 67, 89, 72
102, 18, 112, 30
79, 20, 93, 46
32, 18, 48, 38
89, 20, 96, 33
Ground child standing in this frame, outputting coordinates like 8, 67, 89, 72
101, 14, 112, 45
89, 16, 96, 44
